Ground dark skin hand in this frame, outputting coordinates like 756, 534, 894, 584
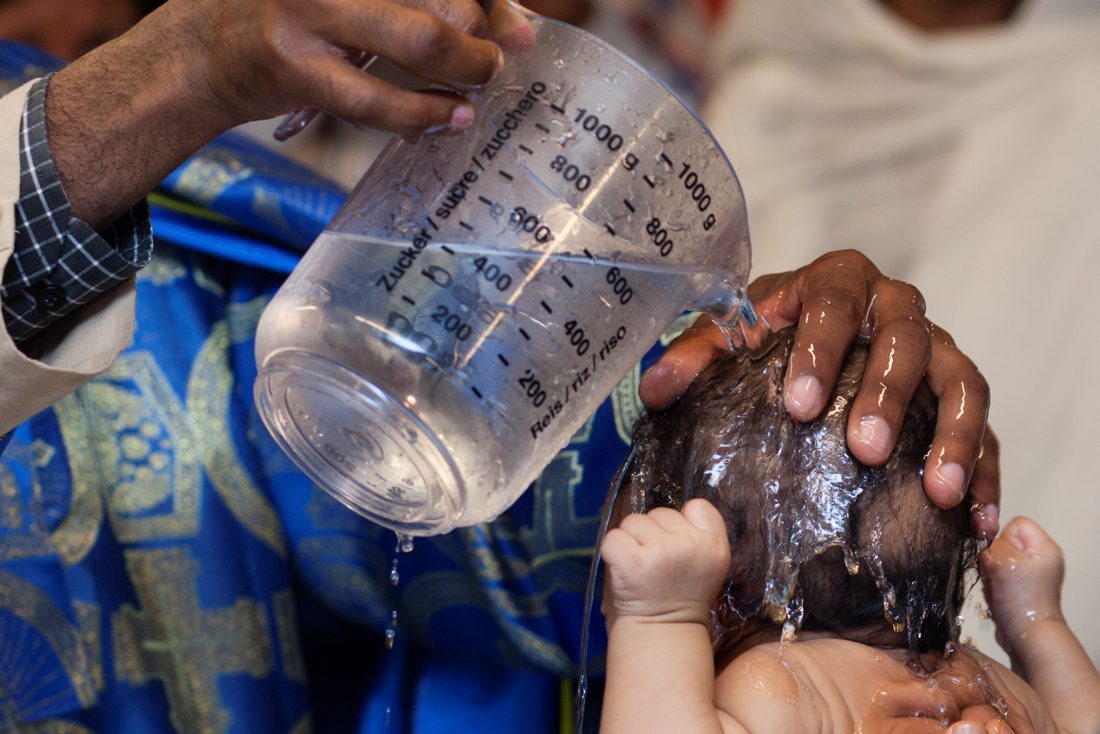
639, 250, 999, 538
43, 0, 534, 232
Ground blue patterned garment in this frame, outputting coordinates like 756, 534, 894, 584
0, 41, 679, 733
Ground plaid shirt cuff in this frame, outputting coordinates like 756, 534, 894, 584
1, 76, 153, 344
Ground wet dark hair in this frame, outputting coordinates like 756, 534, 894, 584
620, 328, 976, 656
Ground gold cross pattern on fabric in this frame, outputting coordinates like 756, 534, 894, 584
111, 546, 273, 733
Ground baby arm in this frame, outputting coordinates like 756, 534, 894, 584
982, 516, 1100, 734
600, 498, 744, 734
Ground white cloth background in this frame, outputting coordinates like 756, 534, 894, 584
703, 0, 1100, 664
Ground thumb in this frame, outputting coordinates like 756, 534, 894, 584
1001, 516, 1055, 555
682, 498, 726, 536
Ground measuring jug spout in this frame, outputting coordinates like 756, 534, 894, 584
254, 9, 754, 535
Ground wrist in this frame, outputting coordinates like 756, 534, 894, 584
610, 609, 713, 630
998, 605, 1065, 646
1002, 614, 1070, 667
44, 3, 241, 230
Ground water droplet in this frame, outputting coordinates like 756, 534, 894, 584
397, 533, 415, 553
389, 558, 400, 586
844, 546, 860, 575
382, 608, 400, 649
780, 620, 798, 646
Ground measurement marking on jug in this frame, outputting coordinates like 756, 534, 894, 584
582, 248, 595, 260
535, 123, 551, 134
441, 245, 455, 255
519, 144, 534, 155
549, 102, 566, 114
540, 300, 553, 314
471, 386, 484, 399
478, 196, 495, 207
530, 323, 626, 441
373, 220, 437, 292
643, 175, 656, 189
571, 109, 626, 150
519, 328, 531, 341
604, 224, 616, 236
561, 275, 574, 288
458, 221, 473, 231
498, 354, 510, 367
623, 199, 635, 213
659, 152, 674, 168
401, 296, 416, 306
606, 266, 634, 304
499, 170, 514, 181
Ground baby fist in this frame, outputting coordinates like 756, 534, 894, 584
601, 499, 731, 625
980, 516, 1065, 654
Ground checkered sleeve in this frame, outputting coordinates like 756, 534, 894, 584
1, 76, 153, 344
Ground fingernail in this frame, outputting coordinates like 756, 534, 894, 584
785, 375, 822, 417
983, 503, 1000, 538
950, 724, 986, 734
935, 462, 966, 505
449, 103, 475, 131
854, 415, 891, 459
489, 6, 536, 54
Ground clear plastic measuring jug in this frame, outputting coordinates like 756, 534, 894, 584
254, 5, 754, 535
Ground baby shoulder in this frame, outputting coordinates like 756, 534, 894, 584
714, 645, 828, 734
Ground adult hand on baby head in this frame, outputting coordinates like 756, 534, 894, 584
638, 249, 999, 538
600, 499, 730, 627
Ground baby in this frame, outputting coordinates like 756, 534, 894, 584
600, 329, 1100, 733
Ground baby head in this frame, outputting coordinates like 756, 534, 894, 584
618, 328, 976, 655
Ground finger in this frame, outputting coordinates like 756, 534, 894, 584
958, 706, 1014, 731
969, 427, 1001, 539
871, 679, 960, 722
322, 4, 502, 90
638, 315, 726, 409
388, 0, 492, 36
845, 278, 930, 465
979, 537, 1014, 573
600, 527, 641, 567
487, 0, 536, 54
617, 512, 668, 546
682, 498, 727, 536
745, 270, 806, 331
946, 723, 989, 734
1002, 516, 1056, 555
922, 324, 991, 511
645, 506, 692, 535
301, 54, 474, 136
781, 252, 873, 421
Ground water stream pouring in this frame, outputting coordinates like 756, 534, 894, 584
254, 3, 754, 535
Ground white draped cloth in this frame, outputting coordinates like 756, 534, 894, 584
702, 0, 1100, 663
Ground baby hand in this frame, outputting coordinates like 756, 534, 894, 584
600, 498, 731, 626
980, 516, 1065, 657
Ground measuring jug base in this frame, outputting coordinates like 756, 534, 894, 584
254, 350, 464, 535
